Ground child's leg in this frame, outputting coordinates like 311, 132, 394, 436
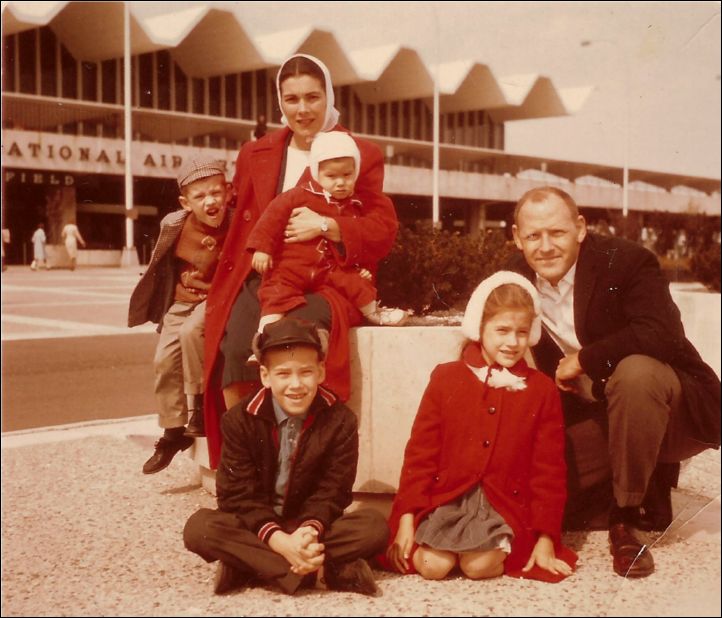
359, 300, 377, 316
154, 302, 194, 429
326, 269, 408, 326
458, 548, 506, 580
179, 301, 208, 436
412, 546, 457, 580
179, 300, 206, 397
184, 508, 306, 595
144, 303, 197, 473
325, 268, 377, 311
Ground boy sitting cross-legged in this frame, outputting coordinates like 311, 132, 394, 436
183, 317, 389, 596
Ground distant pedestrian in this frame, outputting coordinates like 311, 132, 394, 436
2, 227, 10, 271
61, 220, 86, 270
31, 223, 48, 270
253, 114, 267, 141
128, 155, 231, 475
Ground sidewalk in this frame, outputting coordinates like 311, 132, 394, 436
2, 417, 720, 617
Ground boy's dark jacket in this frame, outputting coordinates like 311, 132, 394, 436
508, 232, 721, 449
215, 386, 358, 541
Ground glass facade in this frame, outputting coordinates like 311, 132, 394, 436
1, 26, 505, 152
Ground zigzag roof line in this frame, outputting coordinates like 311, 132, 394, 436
2, 1, 592, 118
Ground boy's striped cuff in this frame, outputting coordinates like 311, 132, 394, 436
258, 521, 283, 544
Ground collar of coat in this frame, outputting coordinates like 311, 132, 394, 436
461, 341, 531, 379
245, 385, 337, 419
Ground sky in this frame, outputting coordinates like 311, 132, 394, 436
133, 1, 721, 180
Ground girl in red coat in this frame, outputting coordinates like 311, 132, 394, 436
385, 271, 577, 583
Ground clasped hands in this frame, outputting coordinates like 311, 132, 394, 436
268, 525, 325, 576
180, 269, 210, 299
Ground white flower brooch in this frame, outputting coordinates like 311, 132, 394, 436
469, 365, 528, 391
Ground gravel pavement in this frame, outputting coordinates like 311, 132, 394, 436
2, 418, 720, 617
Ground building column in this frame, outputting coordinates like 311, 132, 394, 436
467, 202, 487, 238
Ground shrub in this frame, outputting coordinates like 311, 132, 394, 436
690, 242, 721, 292
376, 222, 517, 314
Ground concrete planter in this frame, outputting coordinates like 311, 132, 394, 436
191, 289, 720, 495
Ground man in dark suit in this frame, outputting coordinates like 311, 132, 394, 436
508, 186, 720, 578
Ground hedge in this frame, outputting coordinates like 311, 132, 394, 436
376, 223, 517, 314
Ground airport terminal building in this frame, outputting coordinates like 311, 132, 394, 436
2, 2, 720, 265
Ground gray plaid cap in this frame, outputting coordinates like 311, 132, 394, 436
177, 155, 227, 189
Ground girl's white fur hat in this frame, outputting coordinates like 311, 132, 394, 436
310, 131, 361, 184
461, 271, 542, 345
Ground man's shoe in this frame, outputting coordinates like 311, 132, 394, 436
184, 409, 205, 438
142, 435, 194, 474
608, 522, 655, 578
213, 561, 248, 595
324, 558, 380, 597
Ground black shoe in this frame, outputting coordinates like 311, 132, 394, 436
324, 558, 380, 597
214, 561, 248, 595
608, 522, 655, 578
142, 435, 194, 474
184, 409, 205, 438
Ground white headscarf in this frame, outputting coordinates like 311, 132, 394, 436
461, 271, 542, 346
276, 54, 340, 133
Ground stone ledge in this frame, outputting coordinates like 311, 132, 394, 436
191, 289, 720, 495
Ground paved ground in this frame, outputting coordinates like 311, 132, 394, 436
1, 266, 156, 431
1, 417, 719, 617
2, 266, 720, 616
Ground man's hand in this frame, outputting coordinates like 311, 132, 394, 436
386, 513, 415, 573
555, 352, 583, 392
252, 251, 273, 274
522, 534, 573, 577
268, 526, 325, 575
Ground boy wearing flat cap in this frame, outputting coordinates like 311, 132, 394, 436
183, 317, 388, 597
128, 154, 231, 475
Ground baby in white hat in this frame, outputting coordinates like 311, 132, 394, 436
247, 131, 407, 343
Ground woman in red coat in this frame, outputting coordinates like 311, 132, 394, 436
203, 54, 398, 467
384, 272, 577, 583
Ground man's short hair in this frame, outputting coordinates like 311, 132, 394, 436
514, 186, 580, 224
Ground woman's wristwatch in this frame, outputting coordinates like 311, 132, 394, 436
320, 217, 329, 234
